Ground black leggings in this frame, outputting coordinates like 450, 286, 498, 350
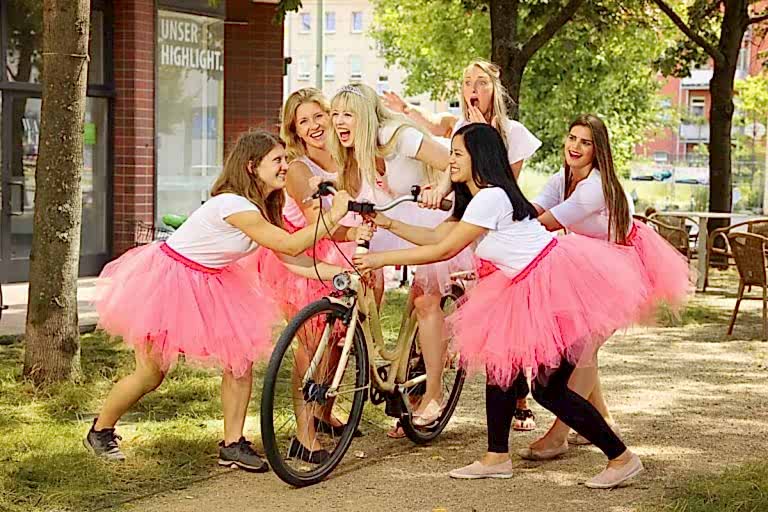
486, 361, 626, 460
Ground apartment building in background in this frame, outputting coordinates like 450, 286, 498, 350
283, 0, 454, 114
636, 26, 768, 166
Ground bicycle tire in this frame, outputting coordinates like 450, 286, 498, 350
261, 299, 368, 487
400, 284, 466, 444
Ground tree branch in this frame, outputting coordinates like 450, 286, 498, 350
749, 13, 768, 25
652, 0, 725, 65
520, 0, 585, 62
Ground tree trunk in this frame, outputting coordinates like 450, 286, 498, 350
23, 0, 90, 385
706, 0, 748, 232
489, 0, 525, 119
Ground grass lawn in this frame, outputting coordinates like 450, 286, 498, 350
0, 290, 413, 512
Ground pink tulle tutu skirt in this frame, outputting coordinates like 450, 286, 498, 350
95, 243, 280, 378
627, 220, 693, 319
241, 216, 357, 319
448, 235, 650, 387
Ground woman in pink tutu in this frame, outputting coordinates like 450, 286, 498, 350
521, 114, 690, 460
329, 83, 477, 435
354, 123, 645, 489
247, 88, 361, 320
85, 130, 357, 472
385, 59, 542, 431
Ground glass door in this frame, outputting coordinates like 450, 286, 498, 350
0, 93, 110, 282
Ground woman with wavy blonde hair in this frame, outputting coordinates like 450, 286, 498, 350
328, 83, 475, 437
383, 59, 540, 179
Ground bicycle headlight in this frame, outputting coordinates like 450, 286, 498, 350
332, 273, 352, 292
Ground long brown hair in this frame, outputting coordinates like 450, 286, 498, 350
211, 130, 285, 228
564, 114, 630, 245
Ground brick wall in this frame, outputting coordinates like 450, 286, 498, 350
224, 0, 285, 154
112, 0, 156, 255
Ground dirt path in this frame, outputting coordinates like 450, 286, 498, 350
127, 291, 768, 512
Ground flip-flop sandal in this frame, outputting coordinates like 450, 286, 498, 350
512, 408, 536, 431
386, 420, 406, 439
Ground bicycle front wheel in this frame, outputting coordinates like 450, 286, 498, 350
261, 299, 368, 487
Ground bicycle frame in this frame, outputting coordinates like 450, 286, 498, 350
302, 242, 425, 403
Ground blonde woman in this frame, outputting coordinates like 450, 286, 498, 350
253, 88, 363, 319
328, 83, 475, 436
382, 59, 540, 179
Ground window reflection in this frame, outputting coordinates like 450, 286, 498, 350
5, 2, 105, 85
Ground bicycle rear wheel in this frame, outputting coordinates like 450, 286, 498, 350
261, 299, 368, 487
400, 284, 466, 444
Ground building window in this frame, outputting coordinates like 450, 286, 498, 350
689, 96, 706, 118
376, 75, 389, 94
351, 12, 363, 33
297, 56, 310, 81
349, 55, 362, 80
737, 46, 750, 73
300, 12, 311, 33
325, 12, 336, 33
653, 151, 669, 163
156, 10, 224, 225
324, 55, 335, 80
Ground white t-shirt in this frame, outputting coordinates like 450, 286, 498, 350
462, 187, 555, 278
452, 118, 541, 165
533, 168, 635, 242
378, 123, 426, 197
166, 193, 261, 268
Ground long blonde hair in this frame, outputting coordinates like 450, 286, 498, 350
328, 83, 429, 197
564, 114, 630, 245
280, 88, 331, 161
460, 59, 513, 149
211, 130, 285, 228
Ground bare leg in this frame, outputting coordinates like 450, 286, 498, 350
95, 346, 165, 430
221, 366, 253, 444
589, 373, 614, 422
413, 292, 447, 414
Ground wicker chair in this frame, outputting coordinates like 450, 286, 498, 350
726, 232, 768, 341
703, 219, 768, 291
125, 219, 173, 247
650, 213, 699, 257
645, 217, 692, 260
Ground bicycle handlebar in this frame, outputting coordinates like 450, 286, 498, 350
313, 181, 453, 214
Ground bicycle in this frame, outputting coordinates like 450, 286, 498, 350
261, 183, 473, 487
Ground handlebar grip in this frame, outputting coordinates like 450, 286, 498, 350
439, 199, 453, 212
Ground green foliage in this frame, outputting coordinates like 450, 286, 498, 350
371, 0, 666, 172
735, 72, 768, 121
654, 0, 721, 77
654, 461, 768, 512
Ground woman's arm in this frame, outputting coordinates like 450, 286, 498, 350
537, 210, 564, 232
382, 91, 457, 138
373, 213, 458, 246
414, 135, 450, 172
353, 221, 484, 271
285, 160, 321, 224
510, 160, 524, 180
227, 191, 352, 257
277, 253, 344, 281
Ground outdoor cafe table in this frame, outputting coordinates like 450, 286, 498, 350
658, 211, 768, 291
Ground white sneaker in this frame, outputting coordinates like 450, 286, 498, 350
449, 460, 514, 479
